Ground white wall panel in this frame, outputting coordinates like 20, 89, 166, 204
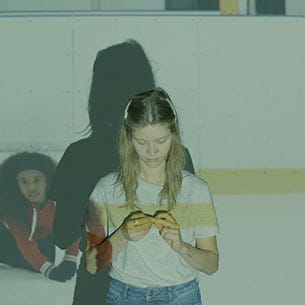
198, 17, 305, 169
0, 17, 74, 153
1, 14, 305, 169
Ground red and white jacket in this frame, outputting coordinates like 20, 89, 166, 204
3, 200, 80, 275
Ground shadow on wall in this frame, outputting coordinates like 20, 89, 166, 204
49, 38, 195, 305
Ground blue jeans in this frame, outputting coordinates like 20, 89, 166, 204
106, 278, 202, 305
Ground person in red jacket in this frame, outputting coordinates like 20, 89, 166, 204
0, 152, 79, 282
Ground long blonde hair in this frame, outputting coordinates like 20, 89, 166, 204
117, 88, 185, 211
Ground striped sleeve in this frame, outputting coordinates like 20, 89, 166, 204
175, 173, 219, 239
193, 184, 219, 238
4, 220, 53, 272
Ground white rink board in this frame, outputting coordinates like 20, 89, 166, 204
1, 13, 305, 305
1, 15, 305, 168
0, 17, 74, 153
198, 17, 305, 169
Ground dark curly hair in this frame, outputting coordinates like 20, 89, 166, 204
0, 152, 56, 228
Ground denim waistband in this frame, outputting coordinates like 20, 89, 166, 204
109, 278, 199, 302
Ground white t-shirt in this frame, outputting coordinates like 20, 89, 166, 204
90, 170, 219, 288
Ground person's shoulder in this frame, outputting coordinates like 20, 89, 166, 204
94, 172, 118, 190
60, 137, 91, 160
91, 172, 118, 202
65, 137, 94, 152
61, 136, 104, 164
181, 170, 212, 199
182, 170, 209, 188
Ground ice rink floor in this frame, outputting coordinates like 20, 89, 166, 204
0, 193, 304, 305
0, 250, 77, 305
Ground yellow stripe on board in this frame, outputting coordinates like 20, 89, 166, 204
93, 203, 218, 229
219, 0, 239, 15
197, 169, 305, 195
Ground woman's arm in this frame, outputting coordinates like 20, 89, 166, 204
4, 220, 54, 273
176, 236, 219, 275
86, 228, 127, 274
86, 212, 152, 274
156, 216, 219, 275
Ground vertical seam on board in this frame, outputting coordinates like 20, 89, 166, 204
71, 20, 76, 141
196, 16, 201, 171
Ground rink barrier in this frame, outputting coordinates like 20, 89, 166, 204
197, 168, 305, 194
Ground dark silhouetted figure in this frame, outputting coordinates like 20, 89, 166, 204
49, 39, 195, 305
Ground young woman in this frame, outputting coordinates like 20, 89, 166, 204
86, 88, 219, 305
49, 39, 195, 305
0, 152, 79, 282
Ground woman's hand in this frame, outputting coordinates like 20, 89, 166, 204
86, 246, 98, 274
85, 232, 101, 274
120, 211, 153, 241
153, 212, 184, 252
85, 232, 112, 274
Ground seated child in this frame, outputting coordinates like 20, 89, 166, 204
0, 152, 80, 282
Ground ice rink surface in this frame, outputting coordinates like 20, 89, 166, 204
0, 250, 77, 305
0, 193, 304, 305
